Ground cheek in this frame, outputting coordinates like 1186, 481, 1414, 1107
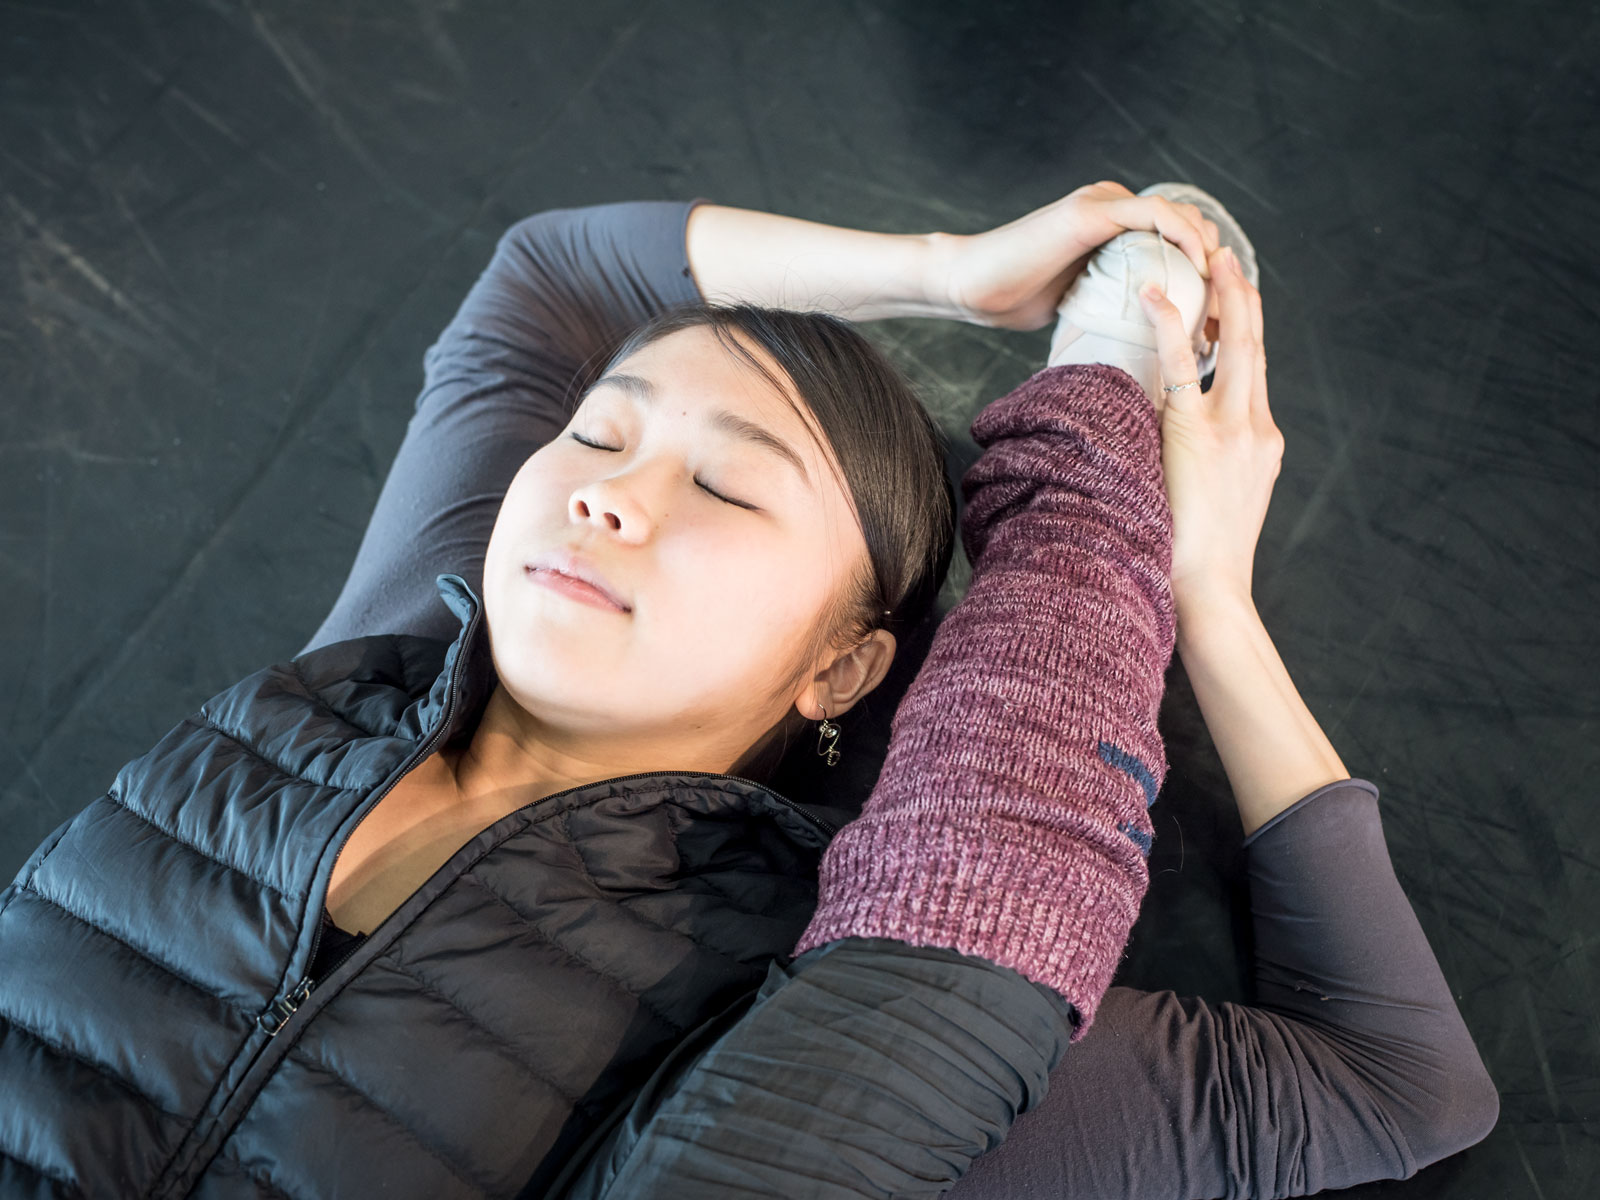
506, 451, 567, 517
487, 456, 564, 555
483, 459, 573, 649
658, 534, 831, 667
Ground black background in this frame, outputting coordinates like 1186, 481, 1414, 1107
3, 2, 1595, 1195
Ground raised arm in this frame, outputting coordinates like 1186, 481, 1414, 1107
1134, 248, 1350, 832
306, 187, 1219, 653
684, 187, 1216, 328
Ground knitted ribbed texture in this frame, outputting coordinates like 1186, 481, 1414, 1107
792, 363, 1176, 1039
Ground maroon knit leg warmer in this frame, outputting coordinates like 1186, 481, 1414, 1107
791, 363, 1176, 1038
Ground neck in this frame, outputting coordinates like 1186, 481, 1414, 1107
447, 684, 768, 807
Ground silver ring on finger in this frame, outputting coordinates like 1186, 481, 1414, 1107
1163, 379, 1201, 393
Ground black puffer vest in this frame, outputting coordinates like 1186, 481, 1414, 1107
0, 575, 833, 1198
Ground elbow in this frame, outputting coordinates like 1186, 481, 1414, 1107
1406, 1055, 1500, 1170
1455, 1062, 1502, 1152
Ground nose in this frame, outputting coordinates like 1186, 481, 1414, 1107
568, 474, 658, 543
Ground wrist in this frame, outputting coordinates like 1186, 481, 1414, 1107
918, 231, 972, 323
1175, 586, 1260, 653
1175, 583, 1257, 624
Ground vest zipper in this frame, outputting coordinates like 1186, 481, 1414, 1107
254, 603, 486, 1033
165, 602, 495, 1195
256, 977, 312, 1037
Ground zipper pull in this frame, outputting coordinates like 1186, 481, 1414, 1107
257, 977, 314, 1037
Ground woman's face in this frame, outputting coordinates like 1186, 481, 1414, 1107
482, 325, 870, 765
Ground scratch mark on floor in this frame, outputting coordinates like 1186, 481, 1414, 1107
2, 432, 162, 467
247, 8, 386, 181
244, 6, 450, 225
6, 191, 203, 378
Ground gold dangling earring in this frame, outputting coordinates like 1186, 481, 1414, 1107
816, 704, 842, 767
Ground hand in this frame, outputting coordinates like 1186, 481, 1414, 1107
930, 181, 1222, 331
1138, 246, 1284, 607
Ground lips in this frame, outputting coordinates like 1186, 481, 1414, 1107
525, 549, 631, 613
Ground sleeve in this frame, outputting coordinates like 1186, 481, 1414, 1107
794, 363, 1176, 1035
944, 779, 1502, 1199
300, 198, 709, 652
548, 940, 1075, 1200
414, 198, 709, 413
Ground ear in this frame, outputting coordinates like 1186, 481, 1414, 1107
803, 629, 897, 720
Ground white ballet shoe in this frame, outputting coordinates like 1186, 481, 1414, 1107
1137, 181, 1259, 378
1047, 229, 1208, 401
1048, 182, 1257, 398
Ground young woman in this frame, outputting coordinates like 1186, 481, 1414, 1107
0, 183, 1496, 1199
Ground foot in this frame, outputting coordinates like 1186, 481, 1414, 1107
1047, 228, 1210, 405
1049, 182, 1258, 404
1137, 181, 1260, 379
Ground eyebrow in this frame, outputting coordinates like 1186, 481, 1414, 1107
586, 372, 814, 490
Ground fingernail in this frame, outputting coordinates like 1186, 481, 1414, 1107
1224, 246, 1238, 271
1139, 283, 1161, 301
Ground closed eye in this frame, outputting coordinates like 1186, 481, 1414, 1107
568, 431, 619, 452
567, 432, 757, 511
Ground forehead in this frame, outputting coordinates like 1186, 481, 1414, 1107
604, 325, 845, 465
608, 325, 799, 415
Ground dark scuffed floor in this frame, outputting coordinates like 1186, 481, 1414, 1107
3, 1, 1596, 1195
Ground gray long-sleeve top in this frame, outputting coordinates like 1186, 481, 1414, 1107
305, 198, 1499, 1198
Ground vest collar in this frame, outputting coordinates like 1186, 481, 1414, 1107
425, 571, 498, 751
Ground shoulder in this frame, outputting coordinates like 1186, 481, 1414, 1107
199, 633, 452, 751
291, 632, 451, 703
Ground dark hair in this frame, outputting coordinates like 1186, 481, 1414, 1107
578, 302, 956, 771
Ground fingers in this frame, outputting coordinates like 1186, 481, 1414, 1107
1208, 246, 1268, 423
1136, 284, 1201, 416
1209, 246, 1260, 412
1150, 202, 1211, 280
1173, 203, 1221, 256
1104, 195, 1212, 280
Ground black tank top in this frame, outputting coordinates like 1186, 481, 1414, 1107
309, 907, 367, 980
